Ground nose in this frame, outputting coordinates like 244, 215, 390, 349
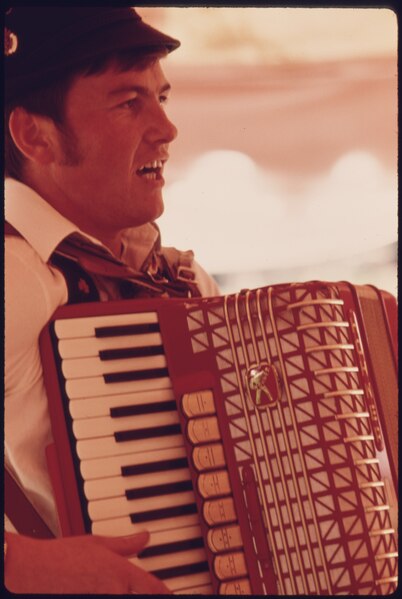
147, 103, 178, 145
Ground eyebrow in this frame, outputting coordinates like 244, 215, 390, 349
107, 82, 171, 98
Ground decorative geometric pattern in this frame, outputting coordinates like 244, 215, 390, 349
185, 283, 398, 595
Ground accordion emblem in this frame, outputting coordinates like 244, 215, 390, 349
40, 281, 398, 595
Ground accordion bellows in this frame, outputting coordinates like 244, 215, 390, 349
40, 281, 398, 595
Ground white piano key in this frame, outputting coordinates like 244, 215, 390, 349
58, 332, 163, 358
147, 524, 203, 549
66, 375, 172, 399
164, 571, 212, 592
84, 467, 191, 501
69, 388, 175, 419
62, 354, 167, 379
88, 490, 196, 521
133, 547, 207, 573
175, 583, 213, 595
54, 311, 158, 339
80, 445, 188, 480
73, 410, 180, 440
91, 513, 200, 536
77, 433, 184, 460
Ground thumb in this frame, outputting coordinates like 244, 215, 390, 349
91, 531, 150, 556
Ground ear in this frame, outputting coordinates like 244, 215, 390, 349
8, 107, 57, 165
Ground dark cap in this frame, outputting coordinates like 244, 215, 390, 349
5, 7, 180, 102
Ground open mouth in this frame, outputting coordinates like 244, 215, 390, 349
137, 160, 164, 180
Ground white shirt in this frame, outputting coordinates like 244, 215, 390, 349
5, 178, 219, 535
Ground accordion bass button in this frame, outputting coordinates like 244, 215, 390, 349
192, 443, 225, 471
207, 524, 243, 553
203, 497, 237, 525
186, 416, 221, 444
219, 578, 252, 595
213, 551, 248, 580
182, 390, 216, 417
198, 470, 231, 498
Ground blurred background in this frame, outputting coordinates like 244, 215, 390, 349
138, 7, 398, 296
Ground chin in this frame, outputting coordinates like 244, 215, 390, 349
150, 196, 165, 221
155, 203, 165, 220
130, 201, 164, 227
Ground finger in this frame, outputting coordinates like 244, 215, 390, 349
91, 531, 150, 556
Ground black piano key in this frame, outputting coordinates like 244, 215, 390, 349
115, 423, 181, 442
130, 502, 198, 524
99, 345, 164, 361
121, 457, 189, 477
95, 322, 160, 338
126, 480, 193, 501
104, 367, 169, 383
139, 537, 204, 559
111, 400, 177, 418
150, 561, 210, 581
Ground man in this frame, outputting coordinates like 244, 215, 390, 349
4, 7, 219, 593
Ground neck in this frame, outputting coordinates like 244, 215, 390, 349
88, 229, 124, 257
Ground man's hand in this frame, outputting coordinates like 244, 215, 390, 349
4, 531, 170, 594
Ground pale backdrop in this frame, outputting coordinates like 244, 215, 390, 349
138, 7, 397, 296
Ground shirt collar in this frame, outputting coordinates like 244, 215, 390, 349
5, 178, 98, 262
4, 178, 160, 269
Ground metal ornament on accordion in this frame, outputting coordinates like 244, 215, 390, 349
40, 281, 398, 595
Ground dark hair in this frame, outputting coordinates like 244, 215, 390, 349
5, 47, 166, 180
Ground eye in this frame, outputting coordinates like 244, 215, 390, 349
120, 97, 139, 110
159, 94, 169, 106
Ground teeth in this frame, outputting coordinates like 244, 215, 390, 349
140, 160, 163, 171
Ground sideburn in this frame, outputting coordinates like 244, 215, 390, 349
56, 122, 84, 167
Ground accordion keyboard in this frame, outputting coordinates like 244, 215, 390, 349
53, 311, 213, 594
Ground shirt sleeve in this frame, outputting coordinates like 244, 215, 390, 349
5, 238, 68, 368
5, 238, 68, 535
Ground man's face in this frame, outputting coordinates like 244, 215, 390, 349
50, 58, 177, 239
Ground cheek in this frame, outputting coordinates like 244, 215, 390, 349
90, 133, 140, 170
66, 113, 142, 176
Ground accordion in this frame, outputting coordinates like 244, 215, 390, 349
40, 281, 398, 595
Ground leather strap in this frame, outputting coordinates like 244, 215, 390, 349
50, 252, 100, 303
4, 221, 21, 237
4, 468, 54, 538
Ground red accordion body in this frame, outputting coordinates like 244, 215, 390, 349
40, 281, 398, 595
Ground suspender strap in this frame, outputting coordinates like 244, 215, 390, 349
50, 253, 100, 303
4, 469, 54, 538
4, 221, 21, 236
